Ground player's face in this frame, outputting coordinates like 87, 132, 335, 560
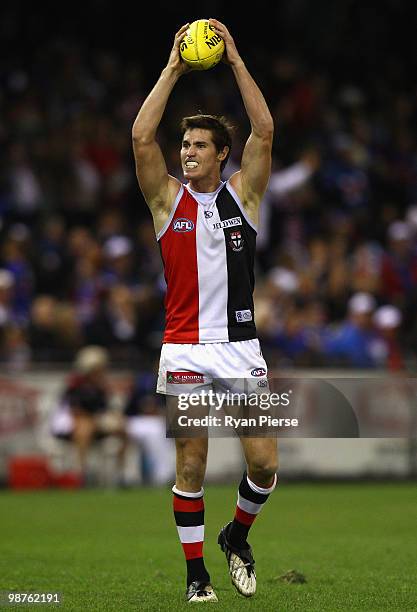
181, 129, 219, 180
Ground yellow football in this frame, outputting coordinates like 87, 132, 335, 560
180, 19, 225, 71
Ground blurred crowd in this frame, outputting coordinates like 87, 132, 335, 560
1, 6, 417, 372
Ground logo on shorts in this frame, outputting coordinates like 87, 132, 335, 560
250, 368, 267, 377
173, 218, 195, 233
236, 309, 252, 323
167, 371, 205, 384
257, 379, 268, 387
229, 230, 244, 252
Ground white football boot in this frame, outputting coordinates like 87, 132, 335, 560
186, 581, 218, 603
218, 522, 256, 597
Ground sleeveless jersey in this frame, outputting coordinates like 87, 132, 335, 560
158, 180, 258, 344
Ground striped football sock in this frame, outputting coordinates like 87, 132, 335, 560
229, 471, 277, 548
172, 485, 211, 587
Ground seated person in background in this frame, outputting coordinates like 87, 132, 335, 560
124, 370, 174, 485
50, 345, 126, 481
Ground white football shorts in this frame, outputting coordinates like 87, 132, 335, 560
156, 339, 268, 396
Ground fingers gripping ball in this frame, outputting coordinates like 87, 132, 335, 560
180, 19, 224, 70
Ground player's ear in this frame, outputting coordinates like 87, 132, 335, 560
217, 146, 229, 162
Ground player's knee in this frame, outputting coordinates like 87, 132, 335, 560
248, 460, 278, 486
177, 466, 204, 490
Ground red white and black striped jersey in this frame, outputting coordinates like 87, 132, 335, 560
157, 180, 258, 344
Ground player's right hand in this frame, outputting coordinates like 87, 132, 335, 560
209, 19, 241, 67
167, 24, 191, 76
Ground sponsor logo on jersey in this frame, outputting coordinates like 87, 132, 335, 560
167, 371, 205, 384
204, 210, 213, 218
173, 218, 195, 232
229, 230, 244, 252
212, 216, 242, 230
235, 309, 252, 323
250, 367, 267, 377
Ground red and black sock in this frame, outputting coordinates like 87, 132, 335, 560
229, 471, 277, 548
172, 485, 210, 587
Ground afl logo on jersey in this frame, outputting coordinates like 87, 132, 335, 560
251, 368, 267, 377
173, 218, 195, 232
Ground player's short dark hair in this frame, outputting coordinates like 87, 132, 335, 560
180, 114, 234, 172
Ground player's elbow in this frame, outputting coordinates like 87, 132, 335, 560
263, 118, 274, 138
132, 119, 155, 146
132, 129, 153, 147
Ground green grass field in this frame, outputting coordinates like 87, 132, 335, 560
0, 483, 416, 611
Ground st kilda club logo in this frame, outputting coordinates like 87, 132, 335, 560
229, 230, 244, 252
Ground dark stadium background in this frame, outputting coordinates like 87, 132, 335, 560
1, 0, 417, 371
3, 1, 417, 80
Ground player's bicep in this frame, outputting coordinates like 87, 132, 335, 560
240, 132, 273, 204
132, 139, 170, 210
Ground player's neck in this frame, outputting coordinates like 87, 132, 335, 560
188, 176, 222, 194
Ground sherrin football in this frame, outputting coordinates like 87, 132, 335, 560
180, 19, 225, 70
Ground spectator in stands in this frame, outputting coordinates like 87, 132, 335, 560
373, 305, 407, 371
101, 235, 138, 291
324, 292, 382, 368
72, 254, 103, 326
7, 142, 44, 222
54, 302, 83, 359
35, 216, 69, 298
0, 325, 30, 371
0, 270, 16, 329
28, 296, 60, 362
381, 221, 417, 310
84, 284, 141, 360
1, 226, 34, 324
0, 270, 31, 370
320, 133, 370, 211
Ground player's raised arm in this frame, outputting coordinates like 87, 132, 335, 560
209, 19, 274, 225
132, 24, 190, 230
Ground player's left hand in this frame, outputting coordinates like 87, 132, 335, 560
209, 19, 242, 67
